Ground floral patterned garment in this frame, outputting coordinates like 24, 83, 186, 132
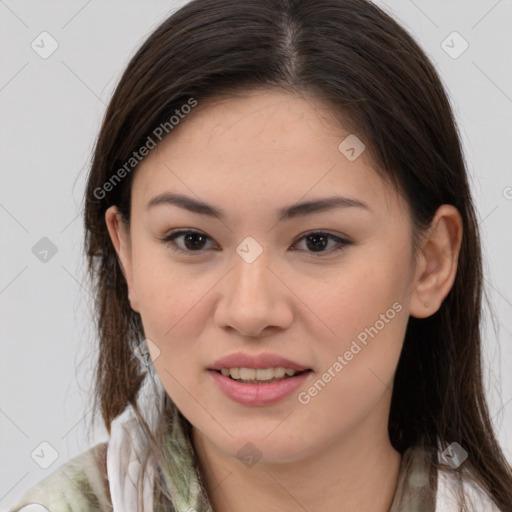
6, 441, 437, 512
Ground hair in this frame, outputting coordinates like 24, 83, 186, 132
83, 0, 512, 510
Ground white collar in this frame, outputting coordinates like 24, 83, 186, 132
107, 375, 160, 512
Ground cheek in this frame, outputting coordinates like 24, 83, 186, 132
303, 259, 407, 344
301, 244, 410, 388
131, 254, 208, 403
129, 243, 218, 366
297, 271, 407, 433
130, 244, 185, 335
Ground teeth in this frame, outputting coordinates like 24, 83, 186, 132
240, 368, 256, 380
220, 367, 299, 381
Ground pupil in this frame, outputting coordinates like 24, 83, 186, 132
185, 233, 206, 250
306, 234, 327, 252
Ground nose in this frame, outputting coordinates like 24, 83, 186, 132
214, 249, 294, 338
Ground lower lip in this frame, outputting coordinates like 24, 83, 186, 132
207, 370, 312, 406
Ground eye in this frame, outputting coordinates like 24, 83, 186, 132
159, 230, 351, 257
160, 229, 218, 254
291, 231, 351, 258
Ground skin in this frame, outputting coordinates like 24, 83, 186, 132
105, 88, 463, 512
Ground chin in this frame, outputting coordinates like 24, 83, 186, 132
214, 435, 312, 466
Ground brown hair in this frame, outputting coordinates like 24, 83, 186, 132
83, 0, 512, 510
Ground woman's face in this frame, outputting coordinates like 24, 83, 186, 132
107, 89, 423, 464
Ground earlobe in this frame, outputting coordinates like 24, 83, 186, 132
409, 204, 463, 319
104, 205, 140, 312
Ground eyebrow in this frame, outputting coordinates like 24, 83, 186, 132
146, 192, 370, 222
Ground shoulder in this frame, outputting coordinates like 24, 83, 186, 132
436, 465, 503, 511
7, 442, 112, 512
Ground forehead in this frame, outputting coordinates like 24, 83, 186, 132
131, 89, 406, 220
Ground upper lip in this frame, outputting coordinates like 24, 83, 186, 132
209, 352, 311, 371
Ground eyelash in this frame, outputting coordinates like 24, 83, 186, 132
159, 230, 352, 258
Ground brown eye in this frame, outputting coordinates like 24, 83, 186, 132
161, 230, 217, 254
292, 232, 351, 258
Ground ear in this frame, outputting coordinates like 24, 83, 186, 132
409, 204, 463, 319
105, 205, 139, 313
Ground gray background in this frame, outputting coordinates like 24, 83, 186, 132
1, 0, 511, 508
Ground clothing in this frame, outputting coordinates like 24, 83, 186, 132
7, 376, 503, 512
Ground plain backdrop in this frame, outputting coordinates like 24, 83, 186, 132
1, 0, 511, 508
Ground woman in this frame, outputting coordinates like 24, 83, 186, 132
9, 0, 512, 511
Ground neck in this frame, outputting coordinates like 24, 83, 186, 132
191, 413, 402, 512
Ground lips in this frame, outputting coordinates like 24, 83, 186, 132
207, 352, 313, 406
208, 352, 311, 372
208, 368, 311, 406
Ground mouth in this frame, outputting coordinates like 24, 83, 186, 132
207, 353, 313, 405
207, 368, 313, 406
